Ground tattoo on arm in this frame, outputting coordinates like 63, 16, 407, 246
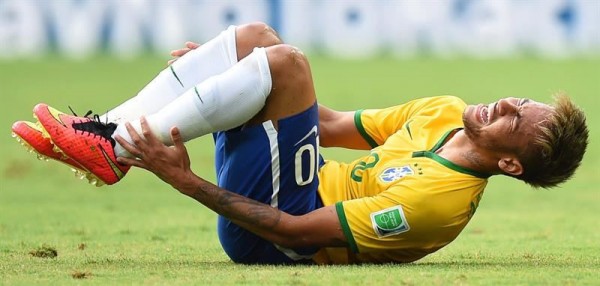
216, 191, 282, 229
185, 179, 283, 231
176, 174, 346, 248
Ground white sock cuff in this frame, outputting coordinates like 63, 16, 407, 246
168, 25, 239, 88
224, 25, 239, 66
189, 47, 272, 133
252, 47, 272, 97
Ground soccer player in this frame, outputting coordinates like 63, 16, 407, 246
12, 22, 588, 264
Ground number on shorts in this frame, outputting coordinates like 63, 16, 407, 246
294, 140, 319, 186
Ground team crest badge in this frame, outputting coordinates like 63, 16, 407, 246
379, 165, 414, 183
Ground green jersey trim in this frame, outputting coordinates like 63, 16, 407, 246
335, 202, 359, 253
354, 110, 379, 149
412, 129, 490, 179
429, 129, 455, 152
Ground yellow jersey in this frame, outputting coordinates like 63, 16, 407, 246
314, 96, 488, 264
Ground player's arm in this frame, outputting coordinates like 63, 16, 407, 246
318, 104, 371, 150
115, 118, 347, 249
178, 175, 346, 248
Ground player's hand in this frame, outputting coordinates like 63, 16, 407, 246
115, 117, 195, 190
167, 42, 201, 65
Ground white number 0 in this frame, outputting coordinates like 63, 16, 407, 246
294, 143, 318, 186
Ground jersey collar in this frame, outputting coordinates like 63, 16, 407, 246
412, 128, 491, 179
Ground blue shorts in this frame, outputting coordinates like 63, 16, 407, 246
213, 103, 324, 264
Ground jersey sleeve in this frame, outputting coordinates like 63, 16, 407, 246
335, 181, 464, 254
354, 96, 465, 148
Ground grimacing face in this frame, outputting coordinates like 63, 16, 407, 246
462, 97, 553, 155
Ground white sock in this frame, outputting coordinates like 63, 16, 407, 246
113, 47, 272, 158
99, 25, 238, 124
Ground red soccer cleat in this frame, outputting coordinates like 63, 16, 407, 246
11, 120, 92, 180
33, 103, 130, 186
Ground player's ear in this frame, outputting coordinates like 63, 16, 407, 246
498, 157, 523, 176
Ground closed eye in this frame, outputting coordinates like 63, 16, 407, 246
512, 98, 530, 131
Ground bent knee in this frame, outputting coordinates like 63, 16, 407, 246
260, 44, 315, 120
266, 44, 310, 77
237, 22, 282, 48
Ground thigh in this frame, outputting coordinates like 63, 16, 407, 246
213, 103, 324, 264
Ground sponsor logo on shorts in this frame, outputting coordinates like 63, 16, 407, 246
379, 165, 414, 183
370, 206, 410, 237
294, 125, 318, 146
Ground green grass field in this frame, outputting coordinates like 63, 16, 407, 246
0, 56, 598, 285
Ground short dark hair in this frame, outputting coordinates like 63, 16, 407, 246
515, 92, 588, 188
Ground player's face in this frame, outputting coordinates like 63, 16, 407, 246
462, 97, 552, 154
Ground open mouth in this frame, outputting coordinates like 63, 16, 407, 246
478, 105, 489, 124
478, 103, 495, 125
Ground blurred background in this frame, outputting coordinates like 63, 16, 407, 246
0, 0, 599, 59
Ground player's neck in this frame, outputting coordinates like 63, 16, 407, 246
435, 130, 499, 176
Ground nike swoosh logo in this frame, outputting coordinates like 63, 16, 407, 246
99, 144, 125, 179
404, 119, 414, 140
47, 106, 67, 127
294, 125, 318, 146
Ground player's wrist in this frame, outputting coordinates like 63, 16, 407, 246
171, 171, 200, 195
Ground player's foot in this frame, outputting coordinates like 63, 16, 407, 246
33, 103, 130, 186
11, 120, 92, 181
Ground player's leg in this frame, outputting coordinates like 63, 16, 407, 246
20, 22, 282, 185
214, 44, 323, 264
111, 45, 275, 157
99, 22, 282, 124
122, 42, 315, 139
33, 44, 276, 185
112, 43, 316, 156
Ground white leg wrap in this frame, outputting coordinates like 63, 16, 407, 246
100, 25, 238, 124
114, 47, 272, 157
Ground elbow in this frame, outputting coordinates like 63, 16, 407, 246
269, 221, 316, 249
271, 232, 313, 249
281, 239, 319, 250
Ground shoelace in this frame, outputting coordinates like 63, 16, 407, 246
68, 106, 109, 125
68, 106, 117, 146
